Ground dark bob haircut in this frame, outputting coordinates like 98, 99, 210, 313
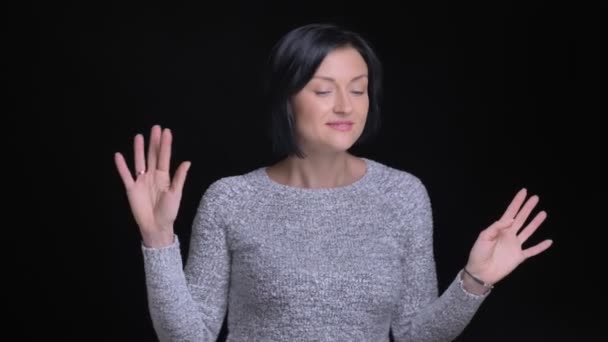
263, 23, 383, 158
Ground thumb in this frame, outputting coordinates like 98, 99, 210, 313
481, 218, 514, 240
171, 161, 191, 193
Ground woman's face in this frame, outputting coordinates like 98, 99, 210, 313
290, 47, 369, 155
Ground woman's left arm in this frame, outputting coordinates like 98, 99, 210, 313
391, 185, 552, 342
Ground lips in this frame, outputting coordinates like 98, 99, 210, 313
326, 121, 354, 132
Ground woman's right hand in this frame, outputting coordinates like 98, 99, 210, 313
114, 125, 191, 248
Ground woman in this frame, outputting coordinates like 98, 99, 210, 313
114, 23, 552, 341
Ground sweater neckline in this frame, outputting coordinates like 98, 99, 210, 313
256, 157, 375, 195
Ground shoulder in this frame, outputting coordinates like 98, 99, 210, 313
365, 159, 433, 225
365, 158, 429, 200
199, 166, 266, 205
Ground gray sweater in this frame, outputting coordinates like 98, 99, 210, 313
142, 158, 488, 341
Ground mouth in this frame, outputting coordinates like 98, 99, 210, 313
326, 121, 354, 132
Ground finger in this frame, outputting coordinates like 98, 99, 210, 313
499, 188, 528, 221
480, 218, 513, 241
517, 210, 547, 243
134, 134, 146, 176
511, 195, 540, 232
170, 161, 191, 193
147, 125, 162, 172
523, 239, 553, 259
157, 128, 172, 172
114, 152, 135, 190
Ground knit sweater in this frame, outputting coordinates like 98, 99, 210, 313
141, 158, 488, 341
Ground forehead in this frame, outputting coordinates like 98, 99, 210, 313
313, 47, 368, 79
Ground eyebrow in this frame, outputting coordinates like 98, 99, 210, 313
312, 74, 368, 82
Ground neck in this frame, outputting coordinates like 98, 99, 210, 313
274, 152, 362, 189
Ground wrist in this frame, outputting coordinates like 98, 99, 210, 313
142, 231, 175, 248
461, 268, 494, 295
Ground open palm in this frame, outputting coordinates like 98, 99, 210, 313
114, 125, 191, 247
465, 188, 553, 285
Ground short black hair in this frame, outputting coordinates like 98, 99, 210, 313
263, 23, 383, 158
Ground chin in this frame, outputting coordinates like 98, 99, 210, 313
300, 132, 362, 155
302, 142, 354, 155
325, 140, 358, 154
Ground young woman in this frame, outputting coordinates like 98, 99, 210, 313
114, 23, 552, 341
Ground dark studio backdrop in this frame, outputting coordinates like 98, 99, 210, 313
31, 1, 606, 341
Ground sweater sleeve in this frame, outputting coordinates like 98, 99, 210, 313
141, 180, 231, 342
391, 178, 488, 342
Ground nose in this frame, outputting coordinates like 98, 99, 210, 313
333, 89, 353, 114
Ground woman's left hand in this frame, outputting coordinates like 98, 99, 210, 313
464, 188, 553, 285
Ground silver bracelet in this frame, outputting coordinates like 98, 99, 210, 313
463, 268, 494, 289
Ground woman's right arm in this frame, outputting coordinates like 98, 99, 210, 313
141, 181, 231, 342
115, 125, 230, 341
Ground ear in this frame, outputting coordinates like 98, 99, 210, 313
286, 98, 297, 123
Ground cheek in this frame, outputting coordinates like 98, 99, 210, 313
293, 98, 328, 126
357, 95, 370, 112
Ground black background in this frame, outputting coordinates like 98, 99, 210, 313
31, 1, 606, 340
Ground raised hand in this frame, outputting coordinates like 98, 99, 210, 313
464, 188, 553, 286
114, 125, 191, 248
